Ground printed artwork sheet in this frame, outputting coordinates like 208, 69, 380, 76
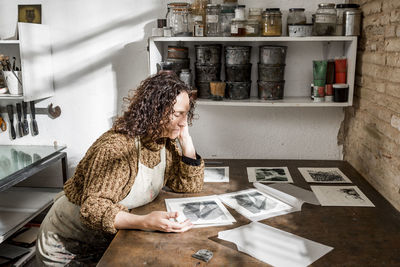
311, 185, 375, 207
247, 167, 293, 183
204, 167, 229, 183
298, 168, 352, 183
218, 222, 333, 267
165, 195, 236, 227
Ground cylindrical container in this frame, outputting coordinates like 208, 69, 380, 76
210, 81, 226, 100
234, 5, 246, 20
325, 84, 334, 102
226, 81, 251, 99
206, 4, 221, 36
248, 8, 263, 22
220, 5, 235, 37
4, 71, 22, 95
288, 24, 313, 37
225, 64, 252, 82
196, 81, 211, 98
313, 60, 328, 85
195, 44, 222, 64
164, 58, 190, 75
245, 19, 260, 36
170, 4, 192, 36
179, 69, 192, 87
163, 27, 173, 37
314, 3, 337, 36
343, 10, 362, 36
312, 85, 325, 102
326, 60, 335, 84
258, 64, 285, 81
333, 83, 349, 102
167, 46, 189, 59
262, 8, 282, 36
195, 63, 221, 81
287, 8, 306, 34
334, 58, 347, 83
258, 80, 285, 100
158, 19, 167, 28
259, 45, 287, 65
193, 15, 205, 36
225, 46, 251, 65
335, 4, 360, 35
231, 19, 246, 36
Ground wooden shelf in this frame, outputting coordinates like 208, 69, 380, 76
150, 36, 357, 42
0, 40, 20, 45
0, 187, 61, 242
195, 96, 350, 107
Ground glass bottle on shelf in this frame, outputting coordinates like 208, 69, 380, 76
193, 15, 204, 36
220, 4, 235, 37
262, 8, 282, 36
231, 18, 246, 37
245, 19, 260, 36
287, 8, 307, 34
206, 4, 221, 36
314, 3, 337, 36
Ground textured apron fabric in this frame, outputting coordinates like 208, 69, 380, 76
119, 137, 166, 209
36, 137, 166, 266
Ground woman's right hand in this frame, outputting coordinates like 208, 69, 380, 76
141, 211, 193, 233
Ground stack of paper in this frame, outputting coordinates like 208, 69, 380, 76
218, 222, 333, 267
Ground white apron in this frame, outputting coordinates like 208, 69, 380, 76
119, 137, 166, 209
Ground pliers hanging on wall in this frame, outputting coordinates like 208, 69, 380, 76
0, 114, 6, 132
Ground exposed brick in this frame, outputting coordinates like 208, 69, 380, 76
391, 114, 400, 131
382, 0, 400, 12
386, 52, 400, 67
361, 51, 386, 65
386, 82, 400, 98
397, 26, 400, 37
363, 1, 382, 16
390, 9, 400, 23
385, 38, 400, 52
359, 75, 386, 92
385, 25, 396, 38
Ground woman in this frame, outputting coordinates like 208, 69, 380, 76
36, 72, 204, 266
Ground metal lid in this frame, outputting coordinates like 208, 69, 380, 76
237, 5, 246, 8
167, 2, 189, 7
225, 45, 252, 50
318, 3, 336, 8
289, 8, 305, 12
265, 8, 280, 11
344, 10, 362, 15
207, 4, 220, 8
333, 83, 349, 88
221, 5, 235, 13
336, 4, 360, 9
181, 69, 190, 72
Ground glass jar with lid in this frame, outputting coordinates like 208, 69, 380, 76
170, 3, 192, 36
335, 3, 360, 35
235, 5, 246, 20
167, 3, 190, 28
248, 8, 262, 22
193, 15, 204, 36
231, 18, 246, 37
314, 3, 336, 36
220, 4, 235, 36
262, 8, 282, 36
245, 19, 260, 36
287, 8, 306, 34
206, 4, 221, 36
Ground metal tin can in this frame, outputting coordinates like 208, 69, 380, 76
179, 69, 192, 87
343, 10, 362, 36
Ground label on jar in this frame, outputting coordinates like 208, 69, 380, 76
194, 25, 204, 36
206, 15, 219, 23
245, 25, 255, 33
231, 24, 239, 34
315, 15, 336, 24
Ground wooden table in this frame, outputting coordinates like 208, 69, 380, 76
98, 159, 400, 266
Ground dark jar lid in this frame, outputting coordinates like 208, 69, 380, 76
265, 8, 280, 11
289, 8, 305, 12
336, 3, 360, 9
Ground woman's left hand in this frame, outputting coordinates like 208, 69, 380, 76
178, 125, 196, 159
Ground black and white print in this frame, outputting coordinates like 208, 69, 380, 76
247, 167, 293, 183
204, 167, 229, 182
219, 189, 292, 221
298, 168, 352, 183
311, 185, 375, 207
165, 195, 236, 227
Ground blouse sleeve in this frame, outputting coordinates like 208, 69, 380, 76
164, 139, 204, 193
79, 142, 135, 234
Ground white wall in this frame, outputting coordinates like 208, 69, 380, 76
0, 0, 345, 186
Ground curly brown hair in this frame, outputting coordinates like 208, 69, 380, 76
113, 71, 195, 141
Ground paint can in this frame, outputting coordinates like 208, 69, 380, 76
196, 81, 211, 99
226, 81, 251, 99
210, 81, 226, 101
225, 46, 252, 65
334, 57, 347, 83
258, 64, 285, 81
333, 84, 349, 102
195, 45, 222, 64
225, 64, 252, 82
259, 45, 287, 65
258, 80, 285, 100
167, 46, 189, 59
312, 85, 325, 102
195, 63, 221, 82
325, 84, 333, 102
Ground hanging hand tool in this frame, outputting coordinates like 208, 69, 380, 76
6, 105, 16, 139
16, 103, 24, 137
0, 113, 7, 132
22, 101, 29, 135
30, 101, 39, 136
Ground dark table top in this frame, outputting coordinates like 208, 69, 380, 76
98, 159, 400, 267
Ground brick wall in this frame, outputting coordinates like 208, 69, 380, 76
341, 0, 400, 210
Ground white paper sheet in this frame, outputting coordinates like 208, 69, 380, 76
204, 167, 229, 182
298, 167, 352, 183
218, 222, 333, 267
247, 167, 293, 183
267, 183, 320, 206
165, 195, 236, 227
218, 188, 294, 221
311, 185, 375, 207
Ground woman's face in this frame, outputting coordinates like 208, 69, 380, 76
163, 91, 190, 139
